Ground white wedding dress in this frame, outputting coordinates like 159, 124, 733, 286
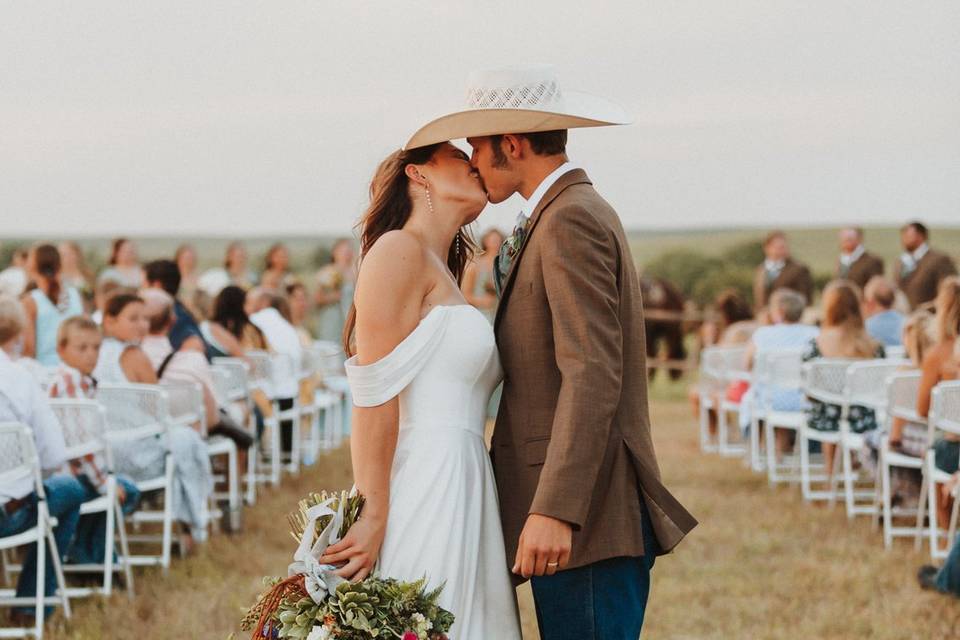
345, 305, 522, 640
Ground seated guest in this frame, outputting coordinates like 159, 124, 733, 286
144, 259, 207, 355
886, 310, 936, 451
803, 280, 885, 481
197, 241, 257, 298
20, 244, 84, 366
739, 289, 819, 454
917, 277, 960, 531
863, 276, 906, 347
0, 295, 85, 622
94, 291, 213, 550
200, 285, 269, 359
919, 532, 960, 594
259, 243, 291, 291
91, 279, 122, 325
141, 290, 253, 462
836, 226, 883, 289
753, 230, 814, 311
286, 281, 315, 349
48, 316, 141, 565
895, 221, 958, 310
0, 248, 29, 297
97, 238, 143, 289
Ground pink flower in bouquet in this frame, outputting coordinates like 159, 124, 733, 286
401, 633, 418, 640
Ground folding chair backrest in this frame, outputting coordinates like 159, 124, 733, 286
931, 381, 960, 438
244, 351, 274, 396
700, 346, 747, 390
210, 358, 251, 403
160, 380, 206, 434
884, 345, 906, 361
311, 340, 344, 376
886, 371, 924, 423
0, 422, 39, 492
846, 359, 909, 411
759, 348, 804, 388
270, 353, 298, 390
97, 383, 171, 441
803, 359, 854, 406
49, 399, 109, 461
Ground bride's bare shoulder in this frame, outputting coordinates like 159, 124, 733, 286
356, 230, 426, 298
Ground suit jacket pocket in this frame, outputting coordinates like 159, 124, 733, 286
513, 281, 534, 298
524, 436, 550, 466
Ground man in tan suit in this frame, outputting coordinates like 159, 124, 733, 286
836, 226, 884, 289
753, 230, 814, 310
404, 65, 697, 640
895, 221, 958, 309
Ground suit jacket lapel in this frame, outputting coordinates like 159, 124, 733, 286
494, 168, 592, 331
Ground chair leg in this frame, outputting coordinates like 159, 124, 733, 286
162, 456, 175, 573
916, 472, 929, 552
766, 421, 779, 486
228, 445, 240, 533
245, 442, 258, 506
800, 431, 811, 499
881, 449, 893, 548
43, 509, 70, 619
35, 521, 45, 637
103, 480, 116, 597
927, 453, 940, 560
115, 500, 135, 599
842, 440, 854, 517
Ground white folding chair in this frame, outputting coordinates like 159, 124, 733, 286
841, 360, 908, 520
760, 349, 808, 485
311, 341, 348, 448
697, 346, 746, 454
210, 359, 258, 506
243, 351, 282, 487
800, 359, 853, 502
0, 423, 71, 638
884, 345, 906, 361
245, 351, 302, 477
917, 381, 960, 561
48, 400, 135, 599
880, 371, 926, 548
96, 384, 176, 572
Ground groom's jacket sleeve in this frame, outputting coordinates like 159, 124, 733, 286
529, 203, 623, 529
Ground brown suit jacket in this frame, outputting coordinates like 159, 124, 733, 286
836, 251, 884, 289
492, 169, 696, 575
895, 248, 958, 309
753, 258, 814, 310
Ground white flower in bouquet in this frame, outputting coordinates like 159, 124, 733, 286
306, 625, 334, 640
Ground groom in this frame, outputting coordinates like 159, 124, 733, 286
406, 65, 697, 638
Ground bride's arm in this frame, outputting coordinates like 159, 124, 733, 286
320, 231, 425, 581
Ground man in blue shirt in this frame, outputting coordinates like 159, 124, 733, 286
144, 259, 209, 359
863, 276, 905, 347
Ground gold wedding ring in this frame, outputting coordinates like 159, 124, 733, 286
546, 562, 559, 567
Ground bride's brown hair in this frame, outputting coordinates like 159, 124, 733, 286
343, 144, 477, 355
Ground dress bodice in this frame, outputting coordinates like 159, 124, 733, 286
345, 305, 502, 437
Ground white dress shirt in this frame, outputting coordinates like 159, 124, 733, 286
840, 244, 865, 267
0, 349, 68, 502
901, 243, 930, 272
520, 161, 579, 220
249, 308, 303, 397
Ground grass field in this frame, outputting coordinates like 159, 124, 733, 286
36, 377, 960, 640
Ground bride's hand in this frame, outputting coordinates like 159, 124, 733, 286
319, 515, 387, 582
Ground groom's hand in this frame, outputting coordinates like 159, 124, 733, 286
513, 514, 572, 579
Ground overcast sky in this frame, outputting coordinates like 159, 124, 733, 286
2, 1, 958, 237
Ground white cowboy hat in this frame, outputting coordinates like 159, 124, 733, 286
403, 64, 632, 150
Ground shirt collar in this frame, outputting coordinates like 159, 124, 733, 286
520, 161, 578, 219
841, 244, 865, 266
764, 258, 786, 272
912, 243, 929, 262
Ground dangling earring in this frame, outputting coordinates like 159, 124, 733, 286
424, 183, 435, 214
456, 230, 462, 258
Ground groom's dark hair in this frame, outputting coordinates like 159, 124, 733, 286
489, 130, 568, 167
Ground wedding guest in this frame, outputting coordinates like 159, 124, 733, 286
20, 244, 84, 366
259, 243, 290, 291
144, 259, 207, 355
919, 532, 960, 595
286, 281, 315, 348
916, 277, 960, 531
462, 228, 505, 323
0, 295, 85, 623
197, 241, 257, 298
141, 290, 253, 463
95, 291, 213, 549
314, 238, 357, 342
738, 289, 819, 452
91, 279, 123, 326
706, 289, 757, 347
835, 226, 884, 289
895, 221, 958, 310
174, 244, 207, 319
98, 238, 143, 288
752, 230, 814, 311
863, 276, 906, 347
57, 241, 94, 302
0, 247, 29, 297
200, 285, 268, 359
49, 316, 141, 565
802, 281, 885, 480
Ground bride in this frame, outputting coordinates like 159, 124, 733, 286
319, 142, 522, 639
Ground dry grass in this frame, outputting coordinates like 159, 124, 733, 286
40, 392, 960, 639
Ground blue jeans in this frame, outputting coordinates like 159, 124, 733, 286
67, 475, 141, 565
0, 474, 85, 614
936, 533, 960, 595
531, 506, 659, 640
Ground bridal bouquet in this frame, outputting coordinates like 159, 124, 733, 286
240, 490, 454, 640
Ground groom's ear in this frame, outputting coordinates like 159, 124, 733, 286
501, 134, 525, 161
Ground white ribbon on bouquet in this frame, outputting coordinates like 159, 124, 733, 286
287, 494, 349, 604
